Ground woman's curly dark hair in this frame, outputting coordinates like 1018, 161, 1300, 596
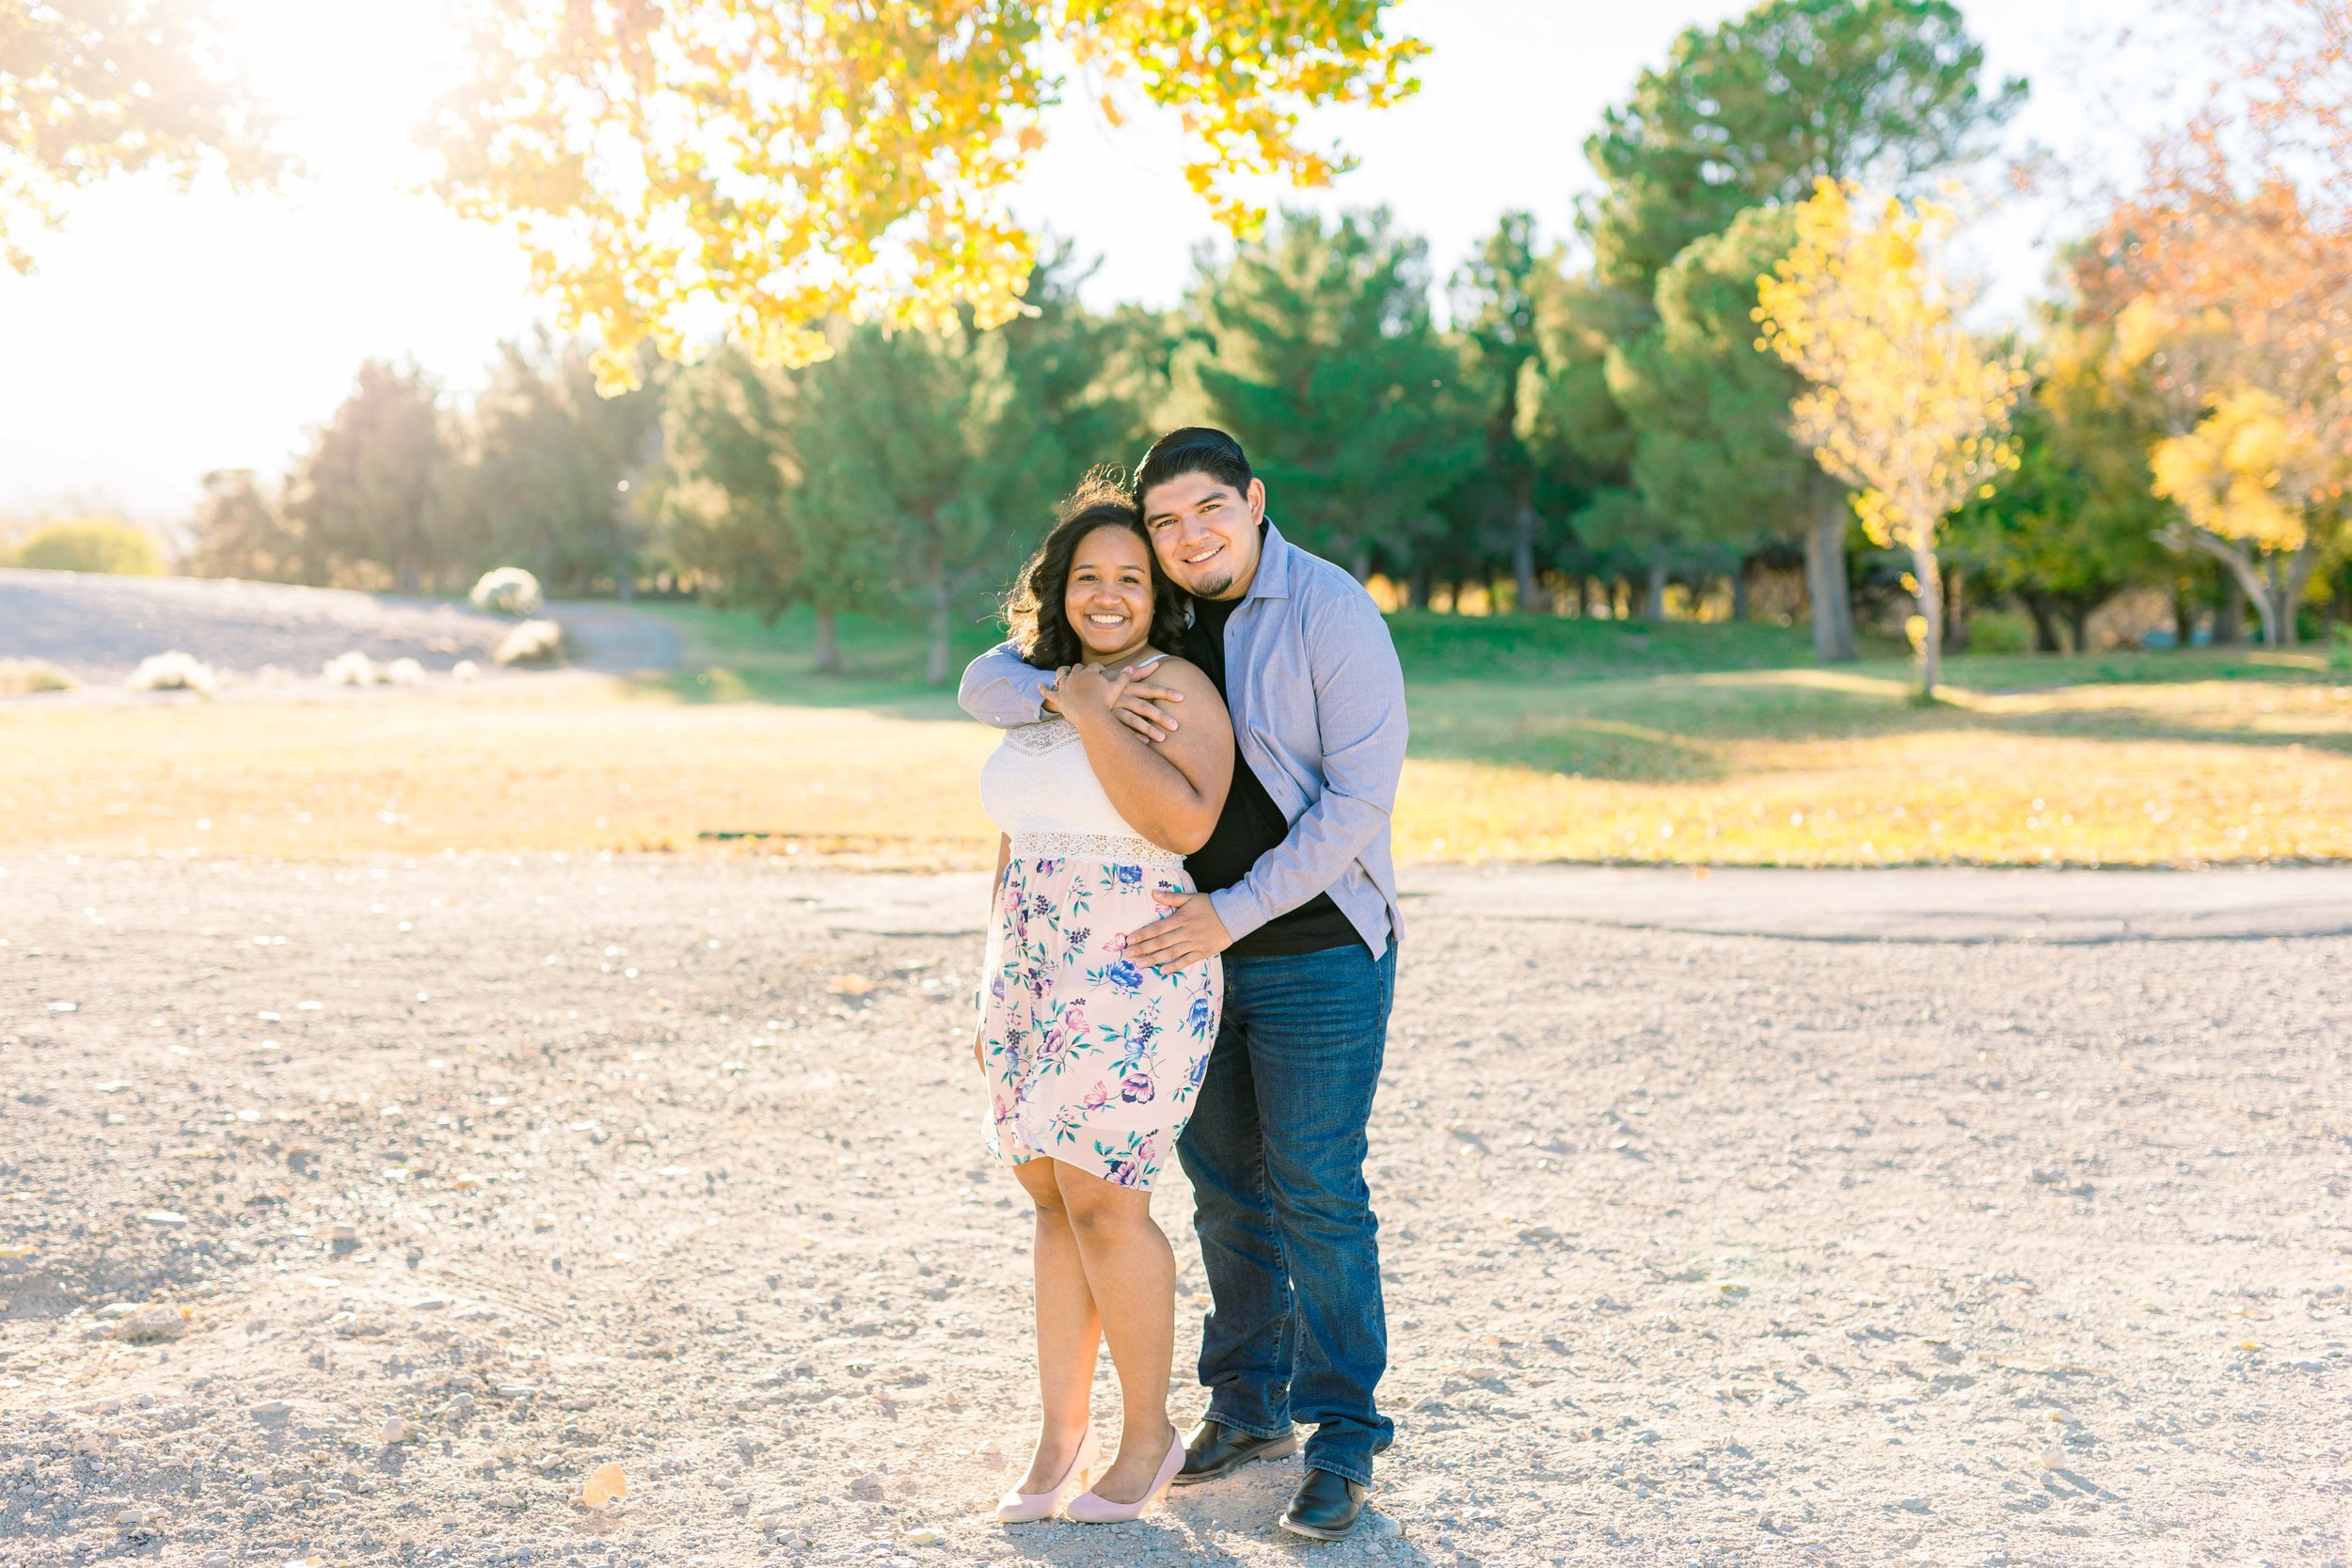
1005, 470, 1189, 671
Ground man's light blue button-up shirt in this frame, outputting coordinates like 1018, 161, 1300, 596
958, 520, 1406, 958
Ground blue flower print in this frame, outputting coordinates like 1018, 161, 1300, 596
1185, 993, 1215, 1039
1103, 958, 1143, 993
1115, 863, 1144, 887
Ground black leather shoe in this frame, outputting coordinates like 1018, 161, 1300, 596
1172, 1418, 1298, 1486
1279, 1467, 1370, 1540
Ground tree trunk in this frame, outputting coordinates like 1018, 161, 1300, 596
396, 561, 421, 596
2283, 540, 2323, 647
1913, 546, 1944, 700
1942, 564, 1969, 654
1407, 565, 1434, 611
2020, 591, 2062, 654
2162, 526, 2277, 645
2064, 601, 2091, 656
616, 570, 635, 603
2216, 571, 2245, 644
813, 604, 841, 674
2171, 578, 2197, 650
1644, 553, 1669, 624
925, 559, 951, 687
1512, 500, 1551, 614
1803, 494, 1858, 662
1730, 559, 1750, 624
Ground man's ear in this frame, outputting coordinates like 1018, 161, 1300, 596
1245, 478, 1266, 523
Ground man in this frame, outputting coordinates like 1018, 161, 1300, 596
959, 427, 1406, 1539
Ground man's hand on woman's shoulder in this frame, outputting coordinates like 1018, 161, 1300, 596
1046, 653, 1191, 743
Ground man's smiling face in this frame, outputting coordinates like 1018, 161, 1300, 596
1141, 471, 1266, 601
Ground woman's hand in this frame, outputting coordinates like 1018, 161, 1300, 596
1042, 657, 1185, 741
1047, 662, 1132, 728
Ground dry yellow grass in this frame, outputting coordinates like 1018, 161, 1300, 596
1397, 667, 2352, 865
3, 659, 2348, 867
0, 681, 999, 863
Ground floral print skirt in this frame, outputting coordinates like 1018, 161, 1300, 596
977, 842, 1222, 1189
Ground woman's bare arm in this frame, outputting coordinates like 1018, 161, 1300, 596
1055, 658, 1233, 854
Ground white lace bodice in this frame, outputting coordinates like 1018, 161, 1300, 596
980, 719, 1182, 865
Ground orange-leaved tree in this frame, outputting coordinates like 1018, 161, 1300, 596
429, 0, 1425, 390
1754, 179, 2026, 698
2072, 0, 2352, 645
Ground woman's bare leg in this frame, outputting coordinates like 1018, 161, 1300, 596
1012, 1156, 1100, 1493
1052, 1159, 1177, 1502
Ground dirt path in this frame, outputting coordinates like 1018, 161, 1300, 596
0, 571, 684, 682
543, 604, 685, 676
1, 859, 2345, 1568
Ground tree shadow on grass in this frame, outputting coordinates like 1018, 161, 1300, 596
1405, 661, 2352, 784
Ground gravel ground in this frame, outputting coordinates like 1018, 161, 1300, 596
0, 570, 682, 682
1, 857, 2346, 1568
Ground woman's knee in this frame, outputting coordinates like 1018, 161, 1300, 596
1013, 1159, 1070, 1216
1053, 1163, 1149, 1236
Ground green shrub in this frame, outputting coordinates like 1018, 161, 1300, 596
1966, 609, 2033, 655
14, 517, 166, 576
0, 658, 75, 694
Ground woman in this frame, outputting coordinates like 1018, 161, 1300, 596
973, 477, 1234, 1524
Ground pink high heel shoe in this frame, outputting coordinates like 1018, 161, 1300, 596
1063, 1427, 1184, 1523
995, 1430, 1097, 1524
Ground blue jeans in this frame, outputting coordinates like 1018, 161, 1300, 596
1177, 940, 1397, 1486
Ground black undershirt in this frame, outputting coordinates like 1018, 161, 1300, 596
1181, 589, 1363, 958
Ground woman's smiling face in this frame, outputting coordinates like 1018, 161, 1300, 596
1063, 523, 1155, 662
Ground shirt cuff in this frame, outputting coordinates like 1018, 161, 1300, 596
1208, 885, 1268, 942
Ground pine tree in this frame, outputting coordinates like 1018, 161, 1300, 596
1606, 206, 1856, 653
456, 334, 665, 596
286, 361, 457, 594
1189, 209, 1478, 580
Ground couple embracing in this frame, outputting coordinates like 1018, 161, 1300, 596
961, 427, 1406, 1540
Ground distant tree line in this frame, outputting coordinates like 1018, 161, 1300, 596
184, 332, 664, 600
177, 0, 2352, 668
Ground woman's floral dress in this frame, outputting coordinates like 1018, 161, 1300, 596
976, 716, 1221, 1189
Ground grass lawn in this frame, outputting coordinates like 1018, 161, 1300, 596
4, 604, 2348, 866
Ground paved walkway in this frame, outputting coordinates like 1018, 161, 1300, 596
1402, 863, 2352, 943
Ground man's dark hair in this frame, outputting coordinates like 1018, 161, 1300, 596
1005, 470, 1189, 671
1135, 426, 1252, 506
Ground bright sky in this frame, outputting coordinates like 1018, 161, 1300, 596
0, 0, 2162, 526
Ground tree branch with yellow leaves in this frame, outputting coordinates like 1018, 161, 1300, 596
426, 0, 1425, 391
0, 0, 282, 272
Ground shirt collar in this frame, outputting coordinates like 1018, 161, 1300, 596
1242, 517, 1294, 602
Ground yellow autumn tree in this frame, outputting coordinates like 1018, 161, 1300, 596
1754, 179, 2026, 698
2145, 382, 2342, 643
429, 0, 1425, 390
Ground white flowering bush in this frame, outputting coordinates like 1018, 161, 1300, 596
494, 619, 565, 666
323, 651, 377, 686
129, 652, 218, 693
469, 567, 545, 617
